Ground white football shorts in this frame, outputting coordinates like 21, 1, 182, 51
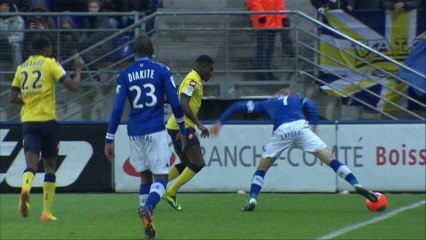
128, 129, 170, 175
261, 120, 327, 159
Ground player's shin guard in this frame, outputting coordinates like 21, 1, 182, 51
168, 163, 186, 181
250, 170, 265, 200
145, 179, 166, 212
139, 183, 150, 207
42, 173, 56, 215
21, 168, 36, 192
166, 163, 203, 196
329, 159, 359, 186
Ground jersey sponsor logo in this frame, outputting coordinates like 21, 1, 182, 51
1, 130, 93, 187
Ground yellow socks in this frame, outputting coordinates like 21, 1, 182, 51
168, 165, 180, 181
42, 181, 56, 215
166, 167, 196, 196
21, 171, 35, 192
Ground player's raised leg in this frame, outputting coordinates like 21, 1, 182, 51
164, 162, 203, 211
164, 144, 205, 211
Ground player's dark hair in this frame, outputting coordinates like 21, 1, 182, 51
31, 35, 51, 51
135, 34, 154, 57
195, 55, 214, 65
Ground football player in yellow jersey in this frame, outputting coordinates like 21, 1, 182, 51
9, 35, 83, 221
163, 55, 214, 211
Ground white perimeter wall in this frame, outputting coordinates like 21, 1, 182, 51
114, 123, 426, 192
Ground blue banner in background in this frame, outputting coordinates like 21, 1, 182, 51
397, 39, 426, 97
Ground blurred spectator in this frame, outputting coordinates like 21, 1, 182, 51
110, 0, 159, 33
280, 0, 294, 57
310, 0, 354, 13
59, 16, 79, 65
30, 0, 49, 11
79, 0, 113, 81
381, 0, 421, 11
347, 0, 381, 10
140, 0, 160, 36
246, 0, 289, 80
22, 7, 55, 59
12, 0, 32, 12
50, 0, 86, 12
0, 0, 24, 63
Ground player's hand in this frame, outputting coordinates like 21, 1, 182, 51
209, 122, 222, 136
73, 54, 84, 71
197, 123, 209, 138
176, 132, 186, 152
104, 143, 115, 164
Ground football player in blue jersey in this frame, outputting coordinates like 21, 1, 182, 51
104, 35, 186, 239
210, 85, 378, 212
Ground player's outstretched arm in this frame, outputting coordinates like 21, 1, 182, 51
209, 121, 222, 136
61, 54, 83, 91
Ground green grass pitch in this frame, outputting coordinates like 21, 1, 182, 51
1, 192, 425, 239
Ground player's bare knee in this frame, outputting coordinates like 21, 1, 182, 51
258, 157, 275, 171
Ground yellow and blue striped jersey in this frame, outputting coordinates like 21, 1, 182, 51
166, 69, 203, 130
11, 55, 66, 122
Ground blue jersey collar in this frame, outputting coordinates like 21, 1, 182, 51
135, 56, 151, 61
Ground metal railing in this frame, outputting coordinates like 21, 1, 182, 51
0, 10, 424, 121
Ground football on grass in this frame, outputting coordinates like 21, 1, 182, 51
366, 192, 388, 212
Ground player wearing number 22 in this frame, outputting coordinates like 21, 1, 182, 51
104, 35, 186, 239
9, 35, 83, 221
210, 85, 379, 211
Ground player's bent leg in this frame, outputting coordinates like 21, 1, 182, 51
168, 162, 187, 181
164, 152, 204, 211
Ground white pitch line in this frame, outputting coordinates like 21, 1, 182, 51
316, 199, 426, 240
